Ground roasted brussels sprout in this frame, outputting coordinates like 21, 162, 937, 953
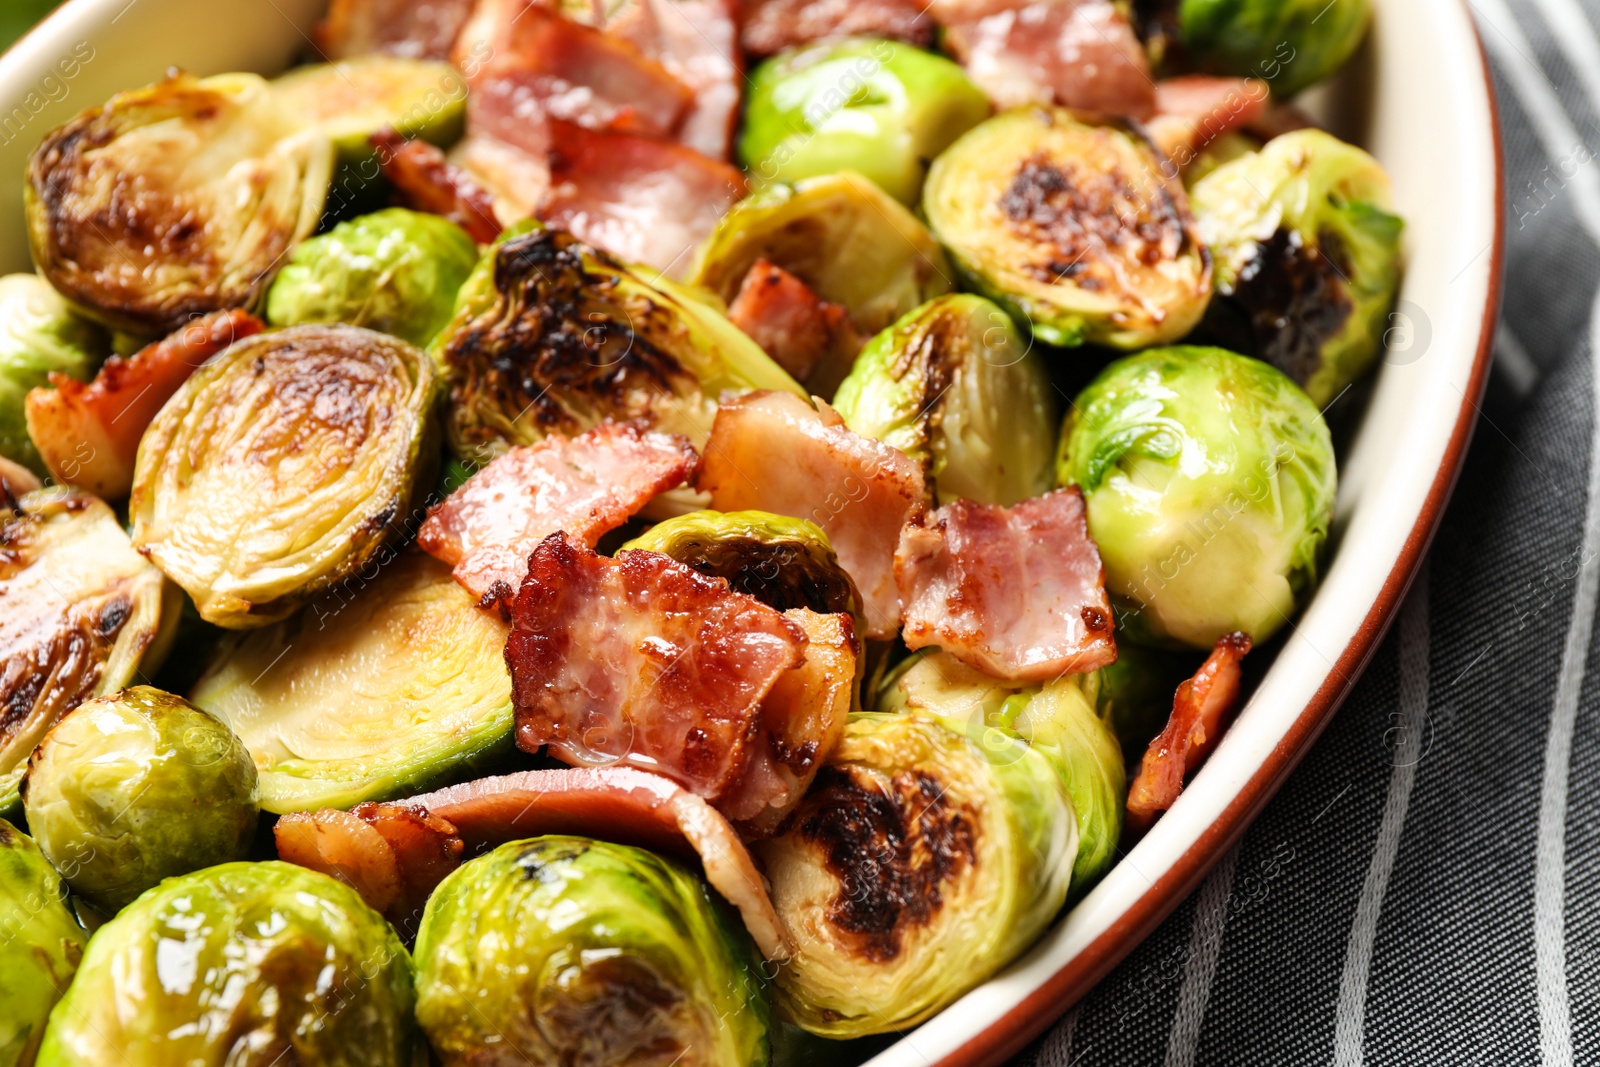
1180, 0, 1371, 98
130, 324, 437, 628
1191, 129, 1404, 406
415, 836, 770, 1067
741, 37, 991, 205
0, 487, 178, 816
833, 293, 1056, 506
0, 275, 106, 476
35, 862, 416, 1067
22, 686, 258, 913
273, 55, 467, 164
191, 551, 514, 813
922, 108, 1211, 349
0, 820, 85, 1067
26, 72, 333, 335
265, 208, 478, 346
1056, 346, 1336, 648
757, 713, 1074, 1037
432, 225, 803, 462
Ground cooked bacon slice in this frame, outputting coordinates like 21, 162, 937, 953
696, 391, 926, 640
315, 0, 476, 60
740, 0, 934, 56
1146, 76, 1269, 166
606, 0, 742, 159
1125, 633, 1253, 832
372, 130, 503, 242
24, 310, 262, 500
398, 766, 792, 958
447, 134, 551, 228
895, 488, 1116, 681
726, 260, 863, 384
418, 422, 700, 604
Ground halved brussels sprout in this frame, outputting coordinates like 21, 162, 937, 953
36, 862, 416, 1067
1180, 0, 1371, 98
272, 55, 466, 164
1057, 346, 1336, 648
26, 72, 333, 336
191, 551, 514, 814
757, 713, 1074, 1037
22, 686, 258, 913
432, 225, 803, 462
740, 37, 991, 205
0, 487, 178, 816
265, 208, 479, 346
922, 108, 1211, 349
0, 819, 85, 1067
1191, 129, 1404, 406
415, 836, 770, 1067
833, 293, 1056, 506
0, 275, 106, 476
130, 324, 437, 628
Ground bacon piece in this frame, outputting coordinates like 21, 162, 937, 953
726, 259, 863, 384
399, 766, 792, 958
604, 0, 743, 159
23, 310, 261, 501
696, 391, 925, 639
1146, 76, 1269, 166
895, 488, 1116, 681
1125, 633, 1253, 832
447, 134, 551, 228
372, 130, 503, 243
418, 422, 701, 604
315, 0, 476, 60
740, 0, 934, 56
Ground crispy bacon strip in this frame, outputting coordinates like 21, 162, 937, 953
24, 310, 261, 500
372, 129, 503, 243
726, 259, 863, 384
418, 422, 700, 604
606, 0, 743, 159
696, 390, 926, 639
447, 133, 551, 228
1146, 76, 1270, 167
1126, 633, 1253, 832
315, 0, 476, 60
740, 0, 935, 56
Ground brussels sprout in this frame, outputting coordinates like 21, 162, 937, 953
432, 225, 803, 462
22, 687, 258, 913
129, 324, 437, 628
740, 37, 991, 205
36, 861, 416, 1067
191, 551, 514, 813
265, 208, 478, 346
272, 55, 467, 164
26, 72, 333, 336
0, 820, 85, 1067
1056, 346, 1336, 648
1094, 639, 1201, 763
922, 108, 1211, 349
833, 293, 1056, 506
415, 836, 769, 1067
0, 487, 178, 816
1180, 0, 1371, 98
1191, 129, 1404, 406
757, 713, 1074, 1037
0, 275, 106, 476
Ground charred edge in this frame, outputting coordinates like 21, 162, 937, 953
684, 539, 856, 617
1081, 605, 1110, 633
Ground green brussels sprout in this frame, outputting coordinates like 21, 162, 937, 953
265, 208, 479, 346
0, 487, 179, 817
833, 293, 1056, 506
0, 275, 106, 475
740, 37, 991, 206
1056, 346, 1336, 649
922, 108, 1211, 349
1180, 0, 1371, 98
272, 55, 467, 165
36, 861, 416, 1067
1191, 129, 1404, 406
415, 836, 769, 1067
192, 551, 515, 813
26, 72, 333, 336
0, 819, 85, 1067
432, 224, 803, 462
22, 686, 258, 913
756, 713, 1074, 1037
129, 324, 438, 628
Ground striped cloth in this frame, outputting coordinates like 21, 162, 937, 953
1013, 1, 1600, 1063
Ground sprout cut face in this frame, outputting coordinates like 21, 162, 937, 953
1180, 0, 1371, 98
271, 55, 467, 165
0, 274, 106, 476
0, 819, 85, 1067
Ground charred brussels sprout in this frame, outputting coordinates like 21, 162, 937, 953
1192, 129, 1404, 406
1057, 346, 1336, 648
833, 294, 1056, 506
273, 55, 466, 164
22, 687, 258, 913
432, 225, 802, 461
26, 72, 332, 336
265, 208, 479, 346
1181, 0, 1371, 98
923, 108, 1211, 349
756, 714, 1074, 1037
35, 862, 416, 1067
130, 324, 437, 628
740, 38, 991, 205
0, 820, 85, 1067
415, 836, 769, 1067
0, 275, 106, 476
